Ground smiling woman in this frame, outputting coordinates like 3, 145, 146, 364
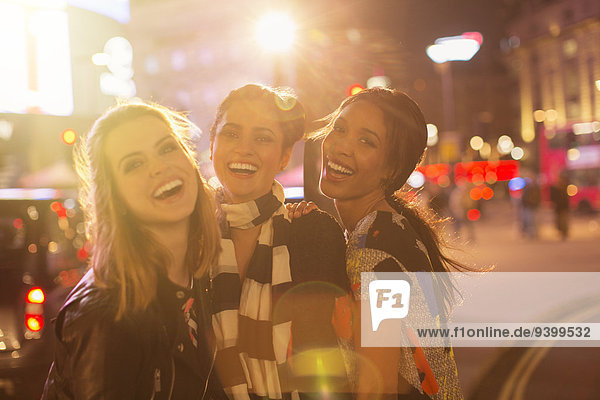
306, 87, 467, 399
208, 84, 352, 399
103, 116, 199, 231
42, 102, 227, 400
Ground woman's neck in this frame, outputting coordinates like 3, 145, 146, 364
334, 191, 394, 233
146, 220, 190, 287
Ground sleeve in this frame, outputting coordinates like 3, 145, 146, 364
59, 306, 144, 399
288, 211, 351, 394
290, 210, 348, 288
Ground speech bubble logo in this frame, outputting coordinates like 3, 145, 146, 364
369, 279, 411, 331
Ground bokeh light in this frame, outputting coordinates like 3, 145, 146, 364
13, 218, 23, 230
533, 110, 546, 122
509, 177, 526, 191
566, 184, 578, 197
497, 135, 514, 155
545, 109, 558, 122
438, 175, 450, 187
61, 129, 76, 145
511, 147, 524, 160
407, 171, 426, 189
479, 143, 491, 159
470, 187, 482, 201
427, 124, 438, 146
467, 209, 481, 221
25, 315, 43, 332
27, 288, 45, 304
485, 171, 498, 184
347, 83, 365, 96
567, 148, 580, 161
482, 187, 494, 200
470, 136, 484, 151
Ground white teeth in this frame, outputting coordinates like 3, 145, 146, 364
328, 160, 353, 175
153, 179, 183, 198
228, 162, 258, 172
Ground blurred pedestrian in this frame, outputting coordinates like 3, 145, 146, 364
550, 173, 570, 240
449, 181, 477, 242
520, 177, 541, 239
42, 103, 227, 399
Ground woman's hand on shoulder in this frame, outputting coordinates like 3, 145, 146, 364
286, 200, 319, 220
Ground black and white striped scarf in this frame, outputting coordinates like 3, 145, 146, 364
211, 181, 295, 400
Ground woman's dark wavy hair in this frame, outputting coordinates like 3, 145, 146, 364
209, 84, 306, 149
310, 87, 475, 316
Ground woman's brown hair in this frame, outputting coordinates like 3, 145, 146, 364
76, 102, 221, 319
209, 83, 305, 150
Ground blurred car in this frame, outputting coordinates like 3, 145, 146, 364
0, 189, 87, 399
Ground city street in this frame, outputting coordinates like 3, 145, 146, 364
1, 1, 599, 398
447, 198, 600, 399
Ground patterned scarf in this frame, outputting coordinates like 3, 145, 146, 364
211, 181, 295, 400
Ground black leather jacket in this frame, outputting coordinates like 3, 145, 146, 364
42, 270, 227, 400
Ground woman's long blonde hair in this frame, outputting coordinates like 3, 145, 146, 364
76, 102, 221, 319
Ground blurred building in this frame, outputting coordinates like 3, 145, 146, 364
0, 1, 131, 188
505, 0, 600, 143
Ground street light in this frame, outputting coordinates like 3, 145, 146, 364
426, 32, 482, 64
426, 32, 482, 161
255, 11, 296, 53
255, 11, 296, 85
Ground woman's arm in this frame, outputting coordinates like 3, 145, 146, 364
288, 211, 351, 395
352, 297, 415, 400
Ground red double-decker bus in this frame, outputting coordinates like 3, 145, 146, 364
538, 122, 600, 212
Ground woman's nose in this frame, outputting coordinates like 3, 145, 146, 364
233, 136, 255, 155
148, 156, 168, 176
326, 133, 353, 157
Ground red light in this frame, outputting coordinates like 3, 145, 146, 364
467, 209, 481, 221
77, 247, 88, 261
462, 31, 483, 45
510, 190, 523, 199
347, 83, 364, 96
27, 288, 45, 304
51, 201, 67, 218
485, 171, 498, 184
61, 129, 77, 145
13, 218, 23, 230
455, 161, 520, 183
482, 187, 494, 200
470, 187, 482, 201
25, 314, 44, 332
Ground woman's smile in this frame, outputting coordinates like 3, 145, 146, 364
211, 100, 291, 203
320, 100, 389, 202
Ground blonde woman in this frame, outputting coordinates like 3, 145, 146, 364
43, 103, 227, 399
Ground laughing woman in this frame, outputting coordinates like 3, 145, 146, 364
308, 88, 464, 399
209, 84, 351, 399
43, 103, 227, 399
